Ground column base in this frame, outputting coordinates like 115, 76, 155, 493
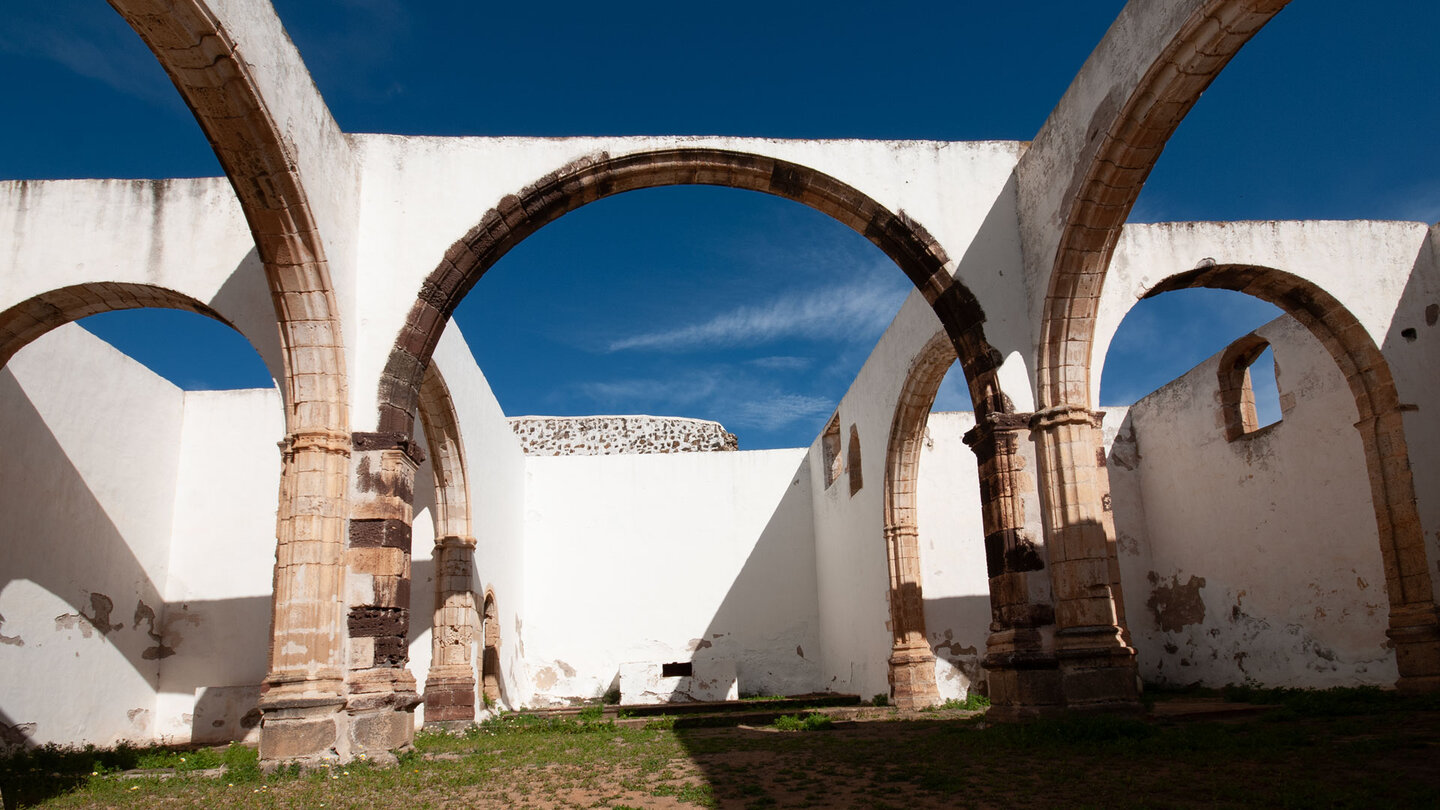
347, 668, 421, 761
888, 646, 941, 710
424, 670, 478, 724
1389, 605, 1440, 694
1054, 626, 1141, 714
257, 677, 347, 765
984, 627, 1063, 719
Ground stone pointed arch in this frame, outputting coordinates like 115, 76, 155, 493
1145, 265, 1440, 691
1017, 0, 1291, 713
1032, 0, 1291, 407
376, 148, 1010, 438
416, 364, 481, 724
108, 0, 354, 762
882, 332, 956, 709
0, 283, 230, 367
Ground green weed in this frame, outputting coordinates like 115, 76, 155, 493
772, 713, 833, 732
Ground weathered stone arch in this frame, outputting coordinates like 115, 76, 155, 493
0, 283, 229, 367
883, 333, 1059, 715
1036, 0, 1290, 408
107, 0, 354, 761
416, 364, 480, 724
882, 332, 955, 709
1019, 0, 1291, 713
1143, 265, 1440, 691
376, 148, 1010, 437
373, 146, 1054, 715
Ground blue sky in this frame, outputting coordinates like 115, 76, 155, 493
3, 1, 1436, 448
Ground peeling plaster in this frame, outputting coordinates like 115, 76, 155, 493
54, 592, 120, 637
0, 612, 23, 647
1146, 573, 1207, 632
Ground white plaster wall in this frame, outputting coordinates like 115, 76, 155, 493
155, 388, 285, 744
521, 449, 818, 704
0, 325, 185, 746
1107, 314, 1397, 687
0, 178, 285, 383
914, 412, 994, 699
808, 296, 942, 701
407, 327, 530, 719
1105, 220, 1440, 602
347, 135, 1034, 429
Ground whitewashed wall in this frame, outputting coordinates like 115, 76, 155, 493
1107, 315, 1397, 687
0, 326, 185, 747
156, 388, 285, 744
520, 449, 818, 704
915, 412, 996, 699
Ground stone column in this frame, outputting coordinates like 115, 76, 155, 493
883, 522, 940, 710
1029, 405, 1139, 713
258, 430, 352, 763
1354, 412, 1440, 693
345, 432, 424, 758
424, 535, 478, 724
964, 412, 1062, 719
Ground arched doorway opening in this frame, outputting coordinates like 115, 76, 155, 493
366, 148, 1028, 716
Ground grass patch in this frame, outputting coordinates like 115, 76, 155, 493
772, 713, 833, 732
929, 692, 990, 711
3, 690, 1438, 808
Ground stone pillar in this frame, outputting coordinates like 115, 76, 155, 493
1029, 405, 1139, 713
964, 412, 1062, 719
1354, 412, 1440, 693
258, 430, 352, 764
883, 523, 940, 710
345, 432, 424, 758
424, 535, 478, 725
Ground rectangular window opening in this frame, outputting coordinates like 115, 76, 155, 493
661, 661, 693, 678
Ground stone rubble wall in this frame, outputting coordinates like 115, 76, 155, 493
508, 416, 739, 456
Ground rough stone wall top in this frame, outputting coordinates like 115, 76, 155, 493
508, 415, 738, 456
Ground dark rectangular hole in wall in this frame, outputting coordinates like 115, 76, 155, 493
662, 661, 693, 678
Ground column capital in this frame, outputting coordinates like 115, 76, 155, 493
435, 534, 478, 549
962, 411, 1034, 448
279, 429, 352, 457
1028, 404, 1103, 433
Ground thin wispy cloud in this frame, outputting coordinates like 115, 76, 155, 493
729, 393, 834, 432
607, 275, 905, 353
748, 356, 813, 372
0, 5, 183, 112
571, 372, 720, 410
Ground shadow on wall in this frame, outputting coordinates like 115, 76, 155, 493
922, 595, 991, 693
209, 247, 287, 386
1382, 236, 1440, 600
0, 372, 272, 749
685, 455, 822, 701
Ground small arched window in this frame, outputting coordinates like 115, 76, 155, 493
1218, 334, 1283, 440
847, 425, 864, 496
